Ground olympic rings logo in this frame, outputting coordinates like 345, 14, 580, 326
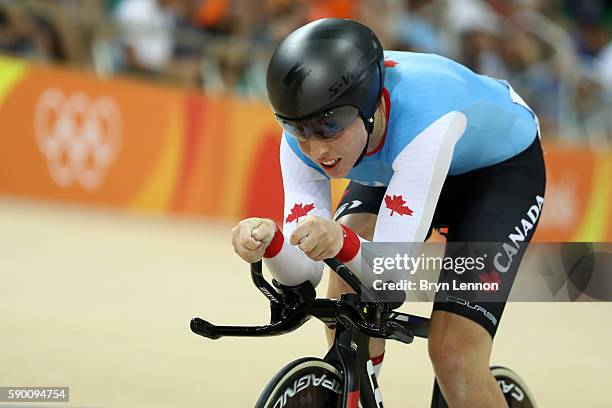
34, 88, 122, 190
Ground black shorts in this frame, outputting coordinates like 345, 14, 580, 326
335, 136, 546, 338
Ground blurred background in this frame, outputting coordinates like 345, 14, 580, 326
0, 0, 610, 407
2, 0, 612, 142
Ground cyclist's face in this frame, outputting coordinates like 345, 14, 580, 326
298, 118, 366, 178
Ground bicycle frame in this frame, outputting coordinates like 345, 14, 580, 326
323, 292, 383, 407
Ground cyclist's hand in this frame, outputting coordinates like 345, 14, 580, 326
290, 216, 343, 261
231, 218, 277, 263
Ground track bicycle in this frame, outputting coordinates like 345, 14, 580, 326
191, 259, 536, 407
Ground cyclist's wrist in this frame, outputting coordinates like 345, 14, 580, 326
263, 224, 284, 258
335, 224, 360, 263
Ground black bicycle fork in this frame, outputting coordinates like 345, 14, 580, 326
324, 295, 385, 408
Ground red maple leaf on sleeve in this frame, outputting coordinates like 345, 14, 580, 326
285, 203, 315, 224
384, 194, 413, 216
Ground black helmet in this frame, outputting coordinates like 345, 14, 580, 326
266, 18, 385, 141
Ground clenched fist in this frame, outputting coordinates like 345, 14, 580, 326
290, 216, 344, 261
231, 218, 277, 263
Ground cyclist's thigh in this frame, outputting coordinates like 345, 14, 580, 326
433, 136, 546, 338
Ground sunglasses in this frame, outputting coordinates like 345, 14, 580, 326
275, 106, 361, 141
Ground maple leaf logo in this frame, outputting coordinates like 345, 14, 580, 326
285, 203, 315, 224
384, 194, 413, 216
479, 271, 500, 292
384, 59, 399, 67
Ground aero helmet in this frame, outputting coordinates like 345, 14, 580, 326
266, 18, 385, 163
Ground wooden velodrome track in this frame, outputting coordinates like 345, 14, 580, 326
0, 198, 609, 407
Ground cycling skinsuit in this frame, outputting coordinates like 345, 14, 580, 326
263, 51, 546, 338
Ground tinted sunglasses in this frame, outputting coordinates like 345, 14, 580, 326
275, 106, 360, 141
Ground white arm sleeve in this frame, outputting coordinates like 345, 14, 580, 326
262, 137, 331, 287
338, 112, 467, 284
374, 111, 467, 242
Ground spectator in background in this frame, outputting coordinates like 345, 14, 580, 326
352, 0, 392, 46
197, 0, 310, 97
440, 0, 560, 133
563, 1, 612, 142
390, 0, 447, 54
193, 0, 230, 33
444, 0, 502, 71
264, 0, 309, 44
564, 1, 612, 93
0, 2, 65, 62
0, 0, 607, 139
595, 41, 612, 93
113, 0, 175, 74
113, 0, 203, 85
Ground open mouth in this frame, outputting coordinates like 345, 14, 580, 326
320, 158, 341, 170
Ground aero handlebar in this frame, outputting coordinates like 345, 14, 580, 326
191, 259, 428, 343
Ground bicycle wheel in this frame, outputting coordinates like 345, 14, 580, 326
491, 366, 537, 408
254, 357, 344, 408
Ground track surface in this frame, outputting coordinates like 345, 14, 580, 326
0, 198, 609, 407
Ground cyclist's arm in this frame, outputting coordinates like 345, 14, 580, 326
337, 112, 468, 278
262, 136, 332, 287
374, 111, 466, 241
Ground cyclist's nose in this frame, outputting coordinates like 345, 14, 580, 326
307, 139, 330, 160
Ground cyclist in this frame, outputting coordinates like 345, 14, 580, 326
231, 18, 545, 407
